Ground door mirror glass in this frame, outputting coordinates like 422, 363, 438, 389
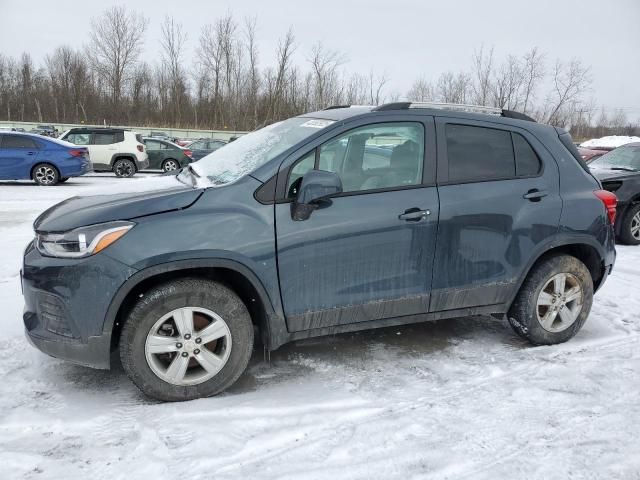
292, 170, 342, 221
297, 169, 342, 204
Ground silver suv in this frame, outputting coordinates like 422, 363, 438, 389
59, 128, 149, 177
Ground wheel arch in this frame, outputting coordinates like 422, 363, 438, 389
508, 239, 608, 310
30, 161, 60, 179
104, 259, 281, 354
110, 154, 137, 168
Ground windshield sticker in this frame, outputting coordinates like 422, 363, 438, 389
300, 119, 335, 129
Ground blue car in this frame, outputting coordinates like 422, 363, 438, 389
0, 132, 91, 185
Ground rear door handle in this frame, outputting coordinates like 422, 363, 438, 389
399, 208, 430, 221
27, 151, 35, 155
523, 189, 548, 201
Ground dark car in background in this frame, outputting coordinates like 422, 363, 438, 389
22, 103, 616, 401
30, 125, 58, 137
188, 138, 227, 160
590, 143, 640, 244
0, 132, 90, 185
142, 137, 193, 172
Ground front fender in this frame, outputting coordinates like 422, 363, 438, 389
100, 257, 285, 344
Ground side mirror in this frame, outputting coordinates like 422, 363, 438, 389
292, 170, 342, 221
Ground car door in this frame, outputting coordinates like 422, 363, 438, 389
89, 131, 117, 169
0, 134, 40, 179
275, 118, 440, 332
430, 118, 562, 312
187, 140, 205, 160
144, 139, 164, 169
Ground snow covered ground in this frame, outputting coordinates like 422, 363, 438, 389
0, 175, 639, 480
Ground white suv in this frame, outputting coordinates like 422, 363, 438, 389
59, 128, 149, 177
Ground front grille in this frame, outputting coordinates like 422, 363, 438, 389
37, 293, 74, 337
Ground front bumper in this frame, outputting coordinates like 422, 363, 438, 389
25, 324, 111, 369
21, 241, 137, 369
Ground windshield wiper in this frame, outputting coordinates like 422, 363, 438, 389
609, 167, 638, 172
176, 165, 201, 187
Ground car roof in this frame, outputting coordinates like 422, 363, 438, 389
298, 103, 546, 132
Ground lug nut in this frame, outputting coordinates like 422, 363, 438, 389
181, 352, 188, 357
176, 343, 183, 349
194, 349, 200, 355
184, 334, 191, 340
195, 338, 202, 344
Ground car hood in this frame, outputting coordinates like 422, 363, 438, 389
590, 167, 640, 181
34, 176, 204, 232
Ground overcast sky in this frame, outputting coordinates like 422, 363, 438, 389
1, 0, 639, 120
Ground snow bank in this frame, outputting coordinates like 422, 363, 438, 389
580, 135, 640, 149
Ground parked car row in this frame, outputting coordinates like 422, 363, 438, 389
0, 126, 232, 184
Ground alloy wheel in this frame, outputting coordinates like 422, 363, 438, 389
115, 161, 134, 177
163, 160, 179, 172
144, 307, 232, 386
35, 165, 56, 185
536, 272, 583, 333
631, 211, 640, 241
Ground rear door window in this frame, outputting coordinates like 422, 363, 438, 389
513, 133, 542, 176
92, 133, 116, 145
1, 135, 38, 149
445, 124, 515, 183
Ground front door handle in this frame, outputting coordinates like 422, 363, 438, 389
523, 189, 548, 201
399, 208, 430, 222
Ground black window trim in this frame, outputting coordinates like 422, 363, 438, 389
272, 117, 436, 204
435, 118, 545, 186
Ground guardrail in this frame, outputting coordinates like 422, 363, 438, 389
0, 121, 247, 141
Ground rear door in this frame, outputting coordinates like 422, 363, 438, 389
144, 139, 164, 169
430, 118, 562, 312
89, 131, 118, 169
0, 134, 40, 179
275, 117, 440, 332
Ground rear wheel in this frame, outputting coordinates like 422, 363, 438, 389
508, 254, 593, 345
119, 278, 254, 401
618, 203, 640, 245
113, 158, 136, 178
162, 159, 180, 172
32, 163, 59, 186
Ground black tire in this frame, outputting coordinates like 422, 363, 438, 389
119, 278, 254, 402
162, 159, 180, 172
113, 158, 136, 178
59, 177, 69, 183
508, 254, 593, 345
32, 163, 60, 186
618, 203, 640, 245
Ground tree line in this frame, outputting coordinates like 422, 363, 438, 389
0, 6, 637, 138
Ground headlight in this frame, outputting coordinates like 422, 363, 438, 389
36, 221, 134, 258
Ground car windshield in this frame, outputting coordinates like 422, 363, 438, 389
590, 145, 640, 171
191, 117, 334, 185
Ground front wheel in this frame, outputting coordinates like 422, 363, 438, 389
32, 163, 60, 186
618, 203, 640, 245
162, 159, 180, 172
113, 158, 136, 178
508, 254, 593, 345
119, 278, 254, 401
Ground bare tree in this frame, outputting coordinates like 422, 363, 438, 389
87, 6, 148, 120
368, 70, 388, 105
308, 42, 345, 109
521, 47, 545, 115
545, 59, 591, 125
407, 77, 435, 102
471, 45, 494, 106
160, 15, 188, 126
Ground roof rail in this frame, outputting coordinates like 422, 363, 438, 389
372, 102, 536, 122
323, 105, 352, 110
